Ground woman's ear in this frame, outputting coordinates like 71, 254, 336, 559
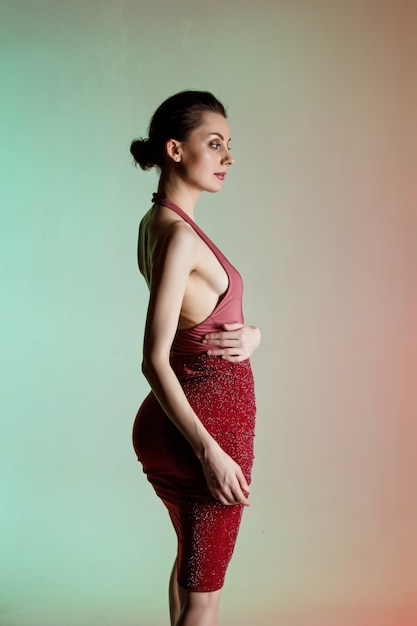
165, 139, 182, 163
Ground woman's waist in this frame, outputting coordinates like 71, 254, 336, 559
171, 316, 244, 356
169, 352, 253, 381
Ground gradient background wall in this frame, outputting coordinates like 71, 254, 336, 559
1, 1, 416, 625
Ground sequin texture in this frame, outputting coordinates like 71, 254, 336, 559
133, 353, 256, 592
133, 194, 257, 592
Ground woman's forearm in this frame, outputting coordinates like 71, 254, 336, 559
142, 355, 216, 459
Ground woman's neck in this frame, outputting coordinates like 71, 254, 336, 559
157, 174, 201, 219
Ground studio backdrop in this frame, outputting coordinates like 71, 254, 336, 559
1, 1, 416, 625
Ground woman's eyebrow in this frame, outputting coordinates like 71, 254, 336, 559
208, 132, 231, 142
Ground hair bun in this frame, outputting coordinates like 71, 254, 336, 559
130, 138, 157, 170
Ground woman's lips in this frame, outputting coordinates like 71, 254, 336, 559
214, 172, 227, 180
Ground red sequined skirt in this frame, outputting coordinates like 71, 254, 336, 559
132, 353, 256, 592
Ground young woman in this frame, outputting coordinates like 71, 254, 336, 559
131, 91, 261, 626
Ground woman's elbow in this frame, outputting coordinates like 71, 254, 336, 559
141, 356, 155, 383
141, 358, 149, 379
141, 352, 169, 383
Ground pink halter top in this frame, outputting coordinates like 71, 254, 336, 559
151, 193, 244, 356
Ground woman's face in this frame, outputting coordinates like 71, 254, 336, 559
174, 111, 234, 193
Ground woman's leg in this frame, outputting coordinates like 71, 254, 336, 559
175, 586, 222, 626
169, 558, 181, 626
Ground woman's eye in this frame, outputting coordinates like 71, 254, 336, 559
210, 142, 220, 149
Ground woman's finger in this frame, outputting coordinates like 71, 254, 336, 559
207, 347, 243, 357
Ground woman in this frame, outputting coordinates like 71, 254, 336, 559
131, 91, 261, 626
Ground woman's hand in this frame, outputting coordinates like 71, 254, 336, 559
203, 323, 261, 362
198, 439, 251, 506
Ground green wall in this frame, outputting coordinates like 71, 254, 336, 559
1, 1, 416, 625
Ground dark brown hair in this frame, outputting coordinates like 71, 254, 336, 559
130, 90, 227, 170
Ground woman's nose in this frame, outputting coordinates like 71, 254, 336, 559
222, 149, 235, 166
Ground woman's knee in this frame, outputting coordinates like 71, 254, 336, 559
179, 586, 221, 609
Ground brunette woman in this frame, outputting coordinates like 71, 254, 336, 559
131, 91, 260, 626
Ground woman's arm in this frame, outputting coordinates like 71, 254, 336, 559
203, 322, 261, 362
142, 224, 250, 506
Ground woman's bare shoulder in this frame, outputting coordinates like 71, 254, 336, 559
141, 207, 196, 248
139, 207, 199, 277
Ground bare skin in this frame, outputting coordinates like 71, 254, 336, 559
139, 111, 260, 625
